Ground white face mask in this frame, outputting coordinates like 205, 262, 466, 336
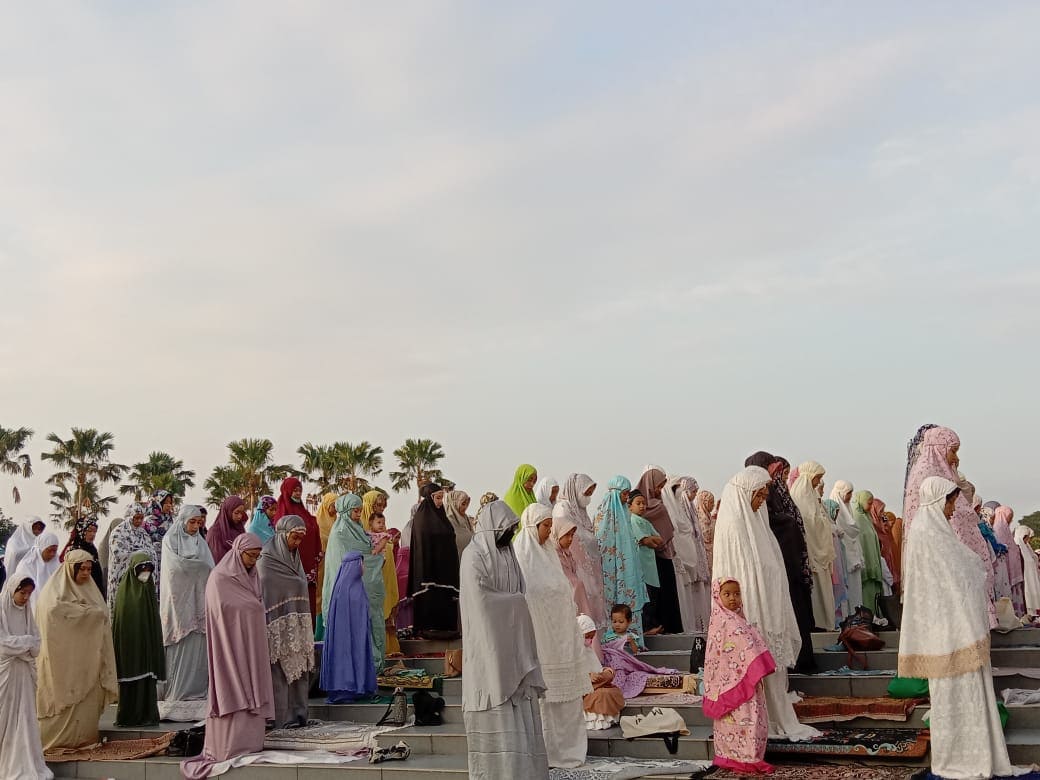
137, 571, 152, 583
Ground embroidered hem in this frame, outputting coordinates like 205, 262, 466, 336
898, 636, 990, 680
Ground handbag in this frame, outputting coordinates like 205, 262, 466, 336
837, 622, 885, 669
376, 687, 409, 727
167, 725, 205, 757
413, 690, 445, 726
444, 648, 463, 678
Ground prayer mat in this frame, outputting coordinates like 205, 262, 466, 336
643, 673, 698, 694
377, 670, 437, 690
550, 758, 711, 779
766, 728, 929, 759
626, 693, 702, 706
701, 763, 922, 779
44, 732, 174, 762
264, 720, 407, 751
793, 696, 927, 724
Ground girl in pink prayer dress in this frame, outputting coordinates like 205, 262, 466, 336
702, 578, 777, 775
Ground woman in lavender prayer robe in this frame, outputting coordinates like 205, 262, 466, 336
181, 534, 274, 779
321, 551, 377, 702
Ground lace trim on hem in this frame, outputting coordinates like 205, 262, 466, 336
898, 636, 990, 679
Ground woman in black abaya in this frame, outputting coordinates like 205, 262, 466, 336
407, 483, 460, 639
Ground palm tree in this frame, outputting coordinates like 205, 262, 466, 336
120, 451, 196, 501
332, 441, 384, 494
0, 425, 34, 505
389, 438, 446, 494
204, 438, 299, 508
42, 427, 127, 525
297, 443, 338, 494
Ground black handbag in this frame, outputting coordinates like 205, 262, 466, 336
168, 725, 205, 757
413, 690, 445, 726
689, 635, 706, 673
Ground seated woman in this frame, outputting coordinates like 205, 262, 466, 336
576, 613, 624, 730
36, 550, 118, 751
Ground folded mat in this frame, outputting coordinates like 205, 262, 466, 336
44, 733, 173, 762
793, 696, 926, 724
766, 727, 929, 759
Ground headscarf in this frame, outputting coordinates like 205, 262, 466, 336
406, 483, 459, 597
3, 517, 41, 574
995, 507, 1023, 588
790, 462, 837, 576
550, 502, 597, 621
274, 477, 322, 585
314, 491, 338, 617
160, 504, 214, 646
1015, 526, 1040, 614
711, 466, 801, 668
61, 516, 105, 597
35, 549, 118, 718
113, 551, 165, 684
0, 573, 40, 664
661, 475, 710, 582
702, 577, 776, 719
899, 477, 991, 679
322, 494, 374, 618
106, 505, 154, 611
206, 495, 246, 565
360, 490, 383, 532
514, 503, 592, 703
555, 473, 606, 627
143, 490, 175, 545
829, 481, 863, 572
636, 465, 674, 551
533, 477, 558, 507
503, 464, 537, 518
11, 531, 60, 611
443, 490, 474, 559
868, 498, 898, 584
594, 476, 648, 618
257, 516, 314, 683
694, 490, 716, 557
459, 500, 545, 712
202, 533, 274, 720
245, 496, 278, 545
744, 452, 811, 589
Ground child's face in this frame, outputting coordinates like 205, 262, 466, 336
629, 495, 647, 515
370, 515, 387, 533
719, 581, 742, 612
611, 611, 631, 635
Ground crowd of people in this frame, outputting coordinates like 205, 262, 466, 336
0, 423, 1035, 779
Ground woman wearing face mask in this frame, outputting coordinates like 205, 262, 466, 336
11, 530, 60, 612
0, 576, 53, 780
36, 550, 118, 751
407, 482, 460, 640
112, 551, 165, 726
514, 503, 590, 768
107, 503, 155, 612
160, 504, 214, 720
556, 473, 606, 629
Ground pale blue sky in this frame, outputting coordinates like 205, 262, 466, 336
2, 2, 1038, 529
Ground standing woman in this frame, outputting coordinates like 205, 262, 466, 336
256, 516, 314, 728
36, 550, 118, 750
60, 517, 105, 598
206, 495, 248, 565
362, 490, 401, 655
899, 477, 1018, 778
869, 498, 899, 592
322, 551, 377, 703
107, 503, 154, 612
534, 477, 559, 507
514, 503, 590, 768
550, 503, 596, 619
314, 492, 338, 637
12, 531, 61, 612
851, 491, 885, 614
694, 490, 716, 573
0, 576, 53, 780
830, 481, 864, 611
711, 466, 820, 742
636, 466, 683, 634
995, 507, 1026, 615
557, 473, 606, 630
790, 462, 837, 630
503, 464, 538, 518
595, 476, 647, 645
160, 504, 213, 719
181, 534, 274, 780
1015, 525, 1040, 620
143, 490, 176, 576
443, 490, 474, 560
273, 477, 323, 625
460, 501, 548, 777
407, 483, 460, 640
3, 516, 44, 575
324, 494, 386, 667
661, 475, 711, 633
245, 495, 278, 545
112, 551, 165, 726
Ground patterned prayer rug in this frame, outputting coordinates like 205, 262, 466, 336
263, 720, 407, 751
626, 693, 702, 706
44, 732, 173, 762
702, 763, 922, 779
793, 696, 927, 724
766, 728, 930, 759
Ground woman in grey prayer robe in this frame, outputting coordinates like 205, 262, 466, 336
159, 504, 213, 720
460, 500, 548, 779
256, 515, 314, 727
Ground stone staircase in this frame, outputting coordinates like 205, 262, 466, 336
47, 627, 1040, 778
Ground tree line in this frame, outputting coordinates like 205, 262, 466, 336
0, 425, 447, 527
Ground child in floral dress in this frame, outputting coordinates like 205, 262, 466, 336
702, 578, 777, 774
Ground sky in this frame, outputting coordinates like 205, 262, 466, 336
2, 2, 1039, 532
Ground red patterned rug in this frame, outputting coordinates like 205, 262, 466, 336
794, 696, 927, 724
767, 728, 929, 759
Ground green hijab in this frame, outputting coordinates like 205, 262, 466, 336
503, 463, 538, 518
112, 550, 166, 683
852, 490, 883, 584
322, 494, 385, 617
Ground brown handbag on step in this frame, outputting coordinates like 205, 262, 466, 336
444, 648, 463, 677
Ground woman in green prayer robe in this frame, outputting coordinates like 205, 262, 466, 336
113, 550, 166, 726
852, 490, 884, 615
